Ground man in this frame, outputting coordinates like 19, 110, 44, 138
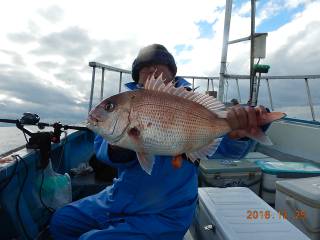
50, 44, 264, 239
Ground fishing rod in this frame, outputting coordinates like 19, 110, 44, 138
0, 112, 90, 168
0, 112, 89, 132
0, 113, 92, 239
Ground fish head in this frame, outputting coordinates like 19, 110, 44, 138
87, 92, 134, 143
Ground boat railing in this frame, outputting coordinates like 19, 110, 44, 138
88, 62, 131, 112
222, 74, 320, 122
88, 61, 320, 121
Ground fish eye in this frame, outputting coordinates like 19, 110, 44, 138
105, 102, 115, 112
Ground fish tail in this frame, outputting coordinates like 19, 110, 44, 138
227, 112, 285, 145
257, 111, 286, 126
250, 111, 286, 145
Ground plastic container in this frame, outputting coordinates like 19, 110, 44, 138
239, 152, 279, 164
192, 187, 309, 240
276, 177, 320, 240
256, 160, 320, 205
36, 161, 72, 210
199, 159, 261, 195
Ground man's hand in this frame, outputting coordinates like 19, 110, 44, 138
226, 105, 268, 139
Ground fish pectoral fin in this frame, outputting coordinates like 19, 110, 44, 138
136, 152, 155, 175
187, 138, 222, 162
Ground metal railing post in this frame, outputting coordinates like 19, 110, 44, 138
100, 68, 105, 101
256, 72, 262, 105
251, 74, 258, 106
266, 78, 274, 111
236, 78, 241, 103
192, 78, 195, 91
249, 0, 256, 103
88, 66, 96, 112
225, 79, 228, 103
304, 78, 316, 121
119, 72, 123, 93
210, 79, 214, 91
218, 0, 233, 101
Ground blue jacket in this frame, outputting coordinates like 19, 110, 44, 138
93, 77, 254, 235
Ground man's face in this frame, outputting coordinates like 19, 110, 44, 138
138, 64, 174, 86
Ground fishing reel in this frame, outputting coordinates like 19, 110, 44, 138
19, 112, 40, 125
0, 112, 90, 169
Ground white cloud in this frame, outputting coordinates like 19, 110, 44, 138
1, 0, 320, 122
0, 94, 24, 104
238, 1, 251, 16
285, 0, 314, 9
256, 1, 283, 26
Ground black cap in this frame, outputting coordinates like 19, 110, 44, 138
131, 44, 177, 82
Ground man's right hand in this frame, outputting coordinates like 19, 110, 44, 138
226, 105, 268, 139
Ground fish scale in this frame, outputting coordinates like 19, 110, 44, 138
129, 90, 227, 155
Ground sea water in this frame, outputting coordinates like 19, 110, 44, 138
0, 126, 28, 155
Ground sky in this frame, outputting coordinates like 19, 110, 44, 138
0, 0, 319, 124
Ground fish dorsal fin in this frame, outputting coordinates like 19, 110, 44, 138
144, 73, 226, 114
186, 138, 222, 162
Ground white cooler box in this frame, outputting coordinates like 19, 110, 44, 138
256, 160, 320, 205
192, 187, 309, 240
276, 177, 320, 240
199, 158, 261, 195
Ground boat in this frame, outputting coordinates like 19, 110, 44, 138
1, 1, 319, 239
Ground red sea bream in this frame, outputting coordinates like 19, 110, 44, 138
87, 74, 284, 174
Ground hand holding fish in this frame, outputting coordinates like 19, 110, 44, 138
227, 105, 269, 139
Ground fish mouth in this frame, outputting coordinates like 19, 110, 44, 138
87, 112, 101, 126
89, 115, 100, 123
86, 114, 118, 133
86, 114, 129, 144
